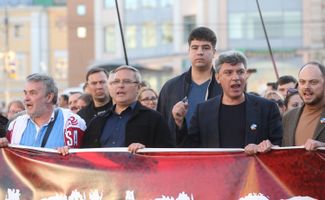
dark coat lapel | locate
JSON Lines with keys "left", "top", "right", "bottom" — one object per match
{"left": 211, "top": 95, "right": 222, "bottom": 147}
{"left": 245, "top": 94, "right": 260, "bottom": 145}
{"left": 313, "top": 108, "right": 325, "bottom": 139}
{"left": 287, "top": 107, "right": 302, "bottom": 145}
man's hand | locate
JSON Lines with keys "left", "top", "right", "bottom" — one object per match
{"left": 244, "top": 144, "right": 259, "bottom": 155}
{"left": 128, "top": 143, "right": 145, "bottom": 154}
{"left": 304, "top": 139, "right": 325, "bottom": 151}
{"left": 257, "top": 140, "right": 273, "bottom": 153}
{"left": 0, "top": 137, "right": 8, "bottom": 148}
{"left": 57, "top": 146, "right": 69, "bottom": 156}
{"left": 172, "top": 100, "right": 188, "bottom": 128}
{"left": 244, "top": 140, "right": 273, "bottom": 155}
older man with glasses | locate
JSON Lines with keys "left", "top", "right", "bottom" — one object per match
{"left": 82, "top": 65, "right": 175, "bottom": 153}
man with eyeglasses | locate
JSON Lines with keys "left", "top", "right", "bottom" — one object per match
{"left": 282, "top": 61, "right": 325, "bottom": 150}
{"left": 77, "top": 68, "right": 112, "bottom": 126}
{"left": 82, "top": 65, "right": 175, "bottom": 153}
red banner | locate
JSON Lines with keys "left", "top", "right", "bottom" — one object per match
{"left": 0, "top": 146, "right": 324, "bottom": 200}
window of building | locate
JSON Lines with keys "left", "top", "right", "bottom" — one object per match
{"left": 53, "top": 50, "right": 68, "bottom": 79}
{"left": 104, "top": 0, "right": 115, "bottom": 8}
{"left": 183, "top": 15, "right": 196, "bottom": 43}
{"left": 228, "top": 11, "right": 302, "bottom": 40}
{"left": 142, "top": 22, "right": 156, "bottom": 48}
{"left": 125, "top": 0, "right": 137, "bottom": 10}
{"left": 104, "top": 25, "right": 116, "bottom": 53}
{"left": 76, "top": 4, "right": 86, "bottom": 16}
{"left": 284, "top": 12, "right": 301, "bottom": 37}
{"left": 162, "top": 22, "right": 173, "bottom": 44}
{"left": 142, "top": 0, "right": 156, "bottom": 8}
{"left": 77, "top": 27, "right": 87, "bottom": 38}
{"left": 14, "top": 52, "right": 26, "bottom": 80}
{"left": 160, "top": 0, "right": 173, "bottom": 7}
{"left": 126, "top": 25, "right": 137, "bottom": 49}
{"left": 14, "top": 24, "right": 22, "bottom": 38}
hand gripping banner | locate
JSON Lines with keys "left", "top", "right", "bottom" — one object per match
{"left": 0, "top": 146, "right": 324, "bottom": 200}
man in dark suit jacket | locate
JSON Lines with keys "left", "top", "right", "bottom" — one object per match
{"left": 282, "top": 61, "right": 325, "bottom": 150}
{"left": 182, "top": 50, "right": 283, "bottom": 155}
{"left": 82, "top": 65, "right": 175, "bottom": 152}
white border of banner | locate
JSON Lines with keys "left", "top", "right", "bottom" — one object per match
{"left": 7, "top": 144, "right": 325, "bottom": 154}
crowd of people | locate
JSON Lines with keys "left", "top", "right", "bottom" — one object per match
{"left": 0, "top": 26, "right": 324, "bottom": 155}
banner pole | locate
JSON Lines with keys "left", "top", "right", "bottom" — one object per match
{"left": 115, "top": 0, "right": 129, "bottom": 65}
{"left": 256, "top": 0, "right": 280, "bottom": 80}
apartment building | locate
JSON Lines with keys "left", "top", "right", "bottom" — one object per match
{"left": 0, "top": 1, "right": 67, "bottom": 105}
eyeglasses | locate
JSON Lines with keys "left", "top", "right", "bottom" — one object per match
{"left": 286, "top": 88, "right": 298, "bottom": 96}
{"left": 110, "top": 79, "right": 139, "bottom": 86}
{"left": 140, "top": 96, "right": 158, "bottom": 102}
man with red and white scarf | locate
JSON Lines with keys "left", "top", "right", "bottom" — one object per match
{"left": 0, "top": 73, "right": 86, "bottom": 155}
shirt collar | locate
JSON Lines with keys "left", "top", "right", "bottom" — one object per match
{"left": 27, "top": 109, "right": 57, "bottom": 125}
{"left": 112, "top": 101, "right": 137, "bottom": 112}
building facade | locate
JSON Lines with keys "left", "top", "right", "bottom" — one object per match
{"left": 67, "top": 0, "right": 325, "bottom": 92}
{"left": 0, "top": 3, "right": 67, "bottom": 107}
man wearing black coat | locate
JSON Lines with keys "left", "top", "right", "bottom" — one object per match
{"left": 182, "top": 50, "right": 283, "bottom": 155}
{"left": 82, "top": 65, "right": 175, "bottom": 152}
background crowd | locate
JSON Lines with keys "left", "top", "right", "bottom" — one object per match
{"left": 0, "top": 27, "right": 324, "bottom": 155}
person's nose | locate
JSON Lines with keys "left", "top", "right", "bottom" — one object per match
{"left": 231, "top": 72, "right": 240, "bottom": 81}
{"left": 197, "top": 47, "right": 204, "bottom": 55}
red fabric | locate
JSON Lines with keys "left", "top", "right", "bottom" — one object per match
{"left": 0, "top": 148, "right": 324, "bottom": 199}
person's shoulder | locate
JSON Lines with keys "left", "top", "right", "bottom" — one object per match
{"left": 60, "top": 108, "right": 87, "bottom": 129}
{"left": 0, "top": 114, "right": 8, "bottom": 124}
{"left": 246, "top": 93, "right": 272, "bottom": 105}
{"left": 136, "top": 103, "right": 164, "bottom": 117}
{"left": 77, "top": 101, "right": 93, "bottom": 115}
{"left": 7, "top": 113, "right": 29, "bottom": 129}
{"left": 196, "top": 95, "right": 220, "bottom": 110}
{"left": 283, "top": 106, "right": 301, "bottom": 119}
{"left": 161, "top": 71, "right": 188, "bottom": 89}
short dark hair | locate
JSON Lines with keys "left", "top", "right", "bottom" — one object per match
{"left": 188, "top": 27, "right": 217, "bottom": 49}
{"left": 60, "top": 94, "right": 69, "bottom": 101}
{"left": 85, "top": 67, "right": 109, "bottom": 81}
{"left": 284, "top": 88, "right": 299, "bottom": 108}
{"left": 215, "top": 50, "right": 248, "bottom": 73}
{"left": 78, "top": 93, "right": 92, "bottom": 105}
{"left": 299, "top": 61, "right": 325, "bottom": 77}
{"left": 267, "top": 82, "right": 277, "bottom": 90}
{"left": 276, "top": 75, "right": 297, "bottom": 87}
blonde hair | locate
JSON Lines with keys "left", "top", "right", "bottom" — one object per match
{"left": 264, "top": 90, "right": 284, "bottom": 101}
{"left": 138, "top": 87, "right": 158, "bottom": 100}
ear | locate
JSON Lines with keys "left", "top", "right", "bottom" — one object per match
{"left": 215, "top": 73, "right": 220, "bottom": 84}
{"left": 47, "top": 93, "right": 55, "bottom": 104}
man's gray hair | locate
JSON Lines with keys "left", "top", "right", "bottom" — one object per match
{"left": 215, "top": 50, "right": 248, "bottom": 73}
{"left": 26, "top": 73, "right": 58, "bottom": 105}
{"left": 113, "top": 65, "right": 142, "bottom": 83}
